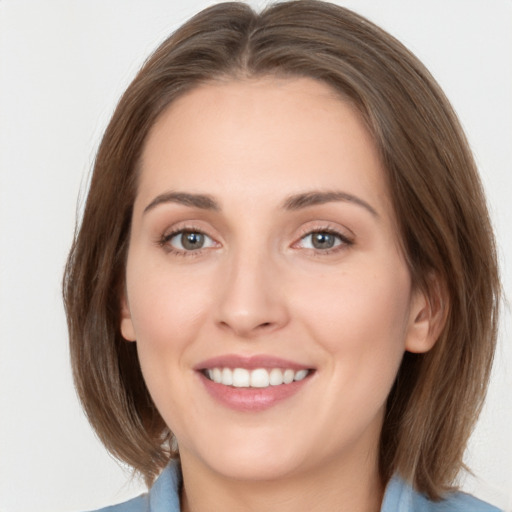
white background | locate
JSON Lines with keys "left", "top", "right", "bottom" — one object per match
{"left": 0, "top": 1, "right": 511, "bottom": 511}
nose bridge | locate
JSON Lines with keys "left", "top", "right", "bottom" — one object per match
{"left": 215, "top": 240, "right": 288, "bottom": 337}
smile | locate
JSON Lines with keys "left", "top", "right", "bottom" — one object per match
{"left": 196, "top": 355, "right": 315, "bottom": 411}
{"left": 204, "top": 367, "right": 311, "bottom": 388}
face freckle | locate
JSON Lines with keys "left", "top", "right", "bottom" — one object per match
{"left": 120, "top": 77, "right": 434, "bottom": 486}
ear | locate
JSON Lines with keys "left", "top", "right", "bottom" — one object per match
{"left": 120, "top": 293, "right": 136, "bottom": 342}
{"left": 405, "top": 274, "right": 448, "bottom": 354}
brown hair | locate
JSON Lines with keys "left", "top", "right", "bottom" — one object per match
{"left": 63, "top": 0, "right": 500, "bottom": 499}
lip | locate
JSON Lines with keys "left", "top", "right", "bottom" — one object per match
{"left": 194, "top": 354, "right": 311, "bottom": 371}
{"left": 194, "top": 354, "right": 315, "bottom": 412}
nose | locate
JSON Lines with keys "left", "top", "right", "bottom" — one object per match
{"left": 215, "top": 250, "right": 290, "bottom": 338}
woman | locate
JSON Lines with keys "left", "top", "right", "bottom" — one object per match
{"left": 63, "top": 1, "right": 502, "bottom": 511}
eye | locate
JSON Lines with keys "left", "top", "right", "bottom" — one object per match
{"left": 296, "top": 230, "right": 352, "bottom": 251}
{"left": 163, "top": 230, "right": 217, "bottom": 252}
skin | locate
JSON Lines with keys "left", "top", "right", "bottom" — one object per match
{"left": 120, "top": 77, "right": 439, "bottom": 512}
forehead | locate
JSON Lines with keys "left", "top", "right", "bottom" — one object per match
{"left": 136, "top": 77, "right": 391, "bottom": 218}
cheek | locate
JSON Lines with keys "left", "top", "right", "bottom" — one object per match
{"left": 126, "top": 257, "right": 212, "bottom": 340}
{"left": 124, "top": 263, "right": 218, "bottom": 436}
{"left": 124, "top": 258, "right": 215, "bottom": 390}
{"left": 296, "top": 260, "right": 412, "bottom": 386}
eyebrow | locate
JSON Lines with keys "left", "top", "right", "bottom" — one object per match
{"left": 143, "top": 189, "right": 378, "bottom": 217}
{"left": 144, "top": 192, "right": 220, "bottom": 214}
{"left": 282, "top": 191, "right": 379, "bottom": 217}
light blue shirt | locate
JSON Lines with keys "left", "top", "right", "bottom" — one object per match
{"left": 90, "top": 460, "right": 502, "bottom": 512}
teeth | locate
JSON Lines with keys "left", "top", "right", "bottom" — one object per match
{"left": 269, "top": 368, "right": 284, "bottom": 386}
{"left": 212, "top": 368, "right": 222, "bottom": 383}
{"left": 283, "top": 369, "right": 294, "bottom": 384}
{"left": 221, "top": 368, "right": 233, "bottom": 386}
{"left": 251, "top": 368, "right": 269, "bottom": 388}
{"left": 232, "top": 368, "right": 250, "bottom": 387}
{"left": 205, "top": 367, "right": 310, "bottom": 388}
{"left": 294, "top": 369, "right": 308, "bottom": 381}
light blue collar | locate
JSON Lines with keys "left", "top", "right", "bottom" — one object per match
{"left": 137, "top": 460, "right": 501, "bottom": 512}
{"left": 147, "top": 459, "right": 182, "bottom": 512}
{"left": 381, "top": 473, "right": 501, "bottom": 512}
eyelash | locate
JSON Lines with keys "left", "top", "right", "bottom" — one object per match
{"left": 158, "top": 226, "right": 217, "bottom": 257}
{"left": 293, "top": 226, "right": 354, "bottom": 255}
{"left": 158, "top": 225, "right": 354, "bottom": 257}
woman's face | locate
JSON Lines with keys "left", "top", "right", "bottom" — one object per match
{"left": 121, "top": 77, "right": 434, "bottom": 483}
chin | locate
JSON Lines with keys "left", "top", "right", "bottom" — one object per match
{"left": 209, "top": 452, "right": 306, "bottom": 482}
{"left": 181, "top": 430, "right": 310, "bottom": 482}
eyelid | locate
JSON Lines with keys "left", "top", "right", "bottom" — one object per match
{"left": 156, "top": 220, "right": 353, "bottom": 256}
{"left": 167, "top": 230, "right": 216, "bottom": 249}
{"left": 291, "top": 223, "right": 355, "bottom": 252}
{"left": 158, "top": 223, "right": 221, "bottom": 255}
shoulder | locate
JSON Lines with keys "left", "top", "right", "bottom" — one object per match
{"left": 382, "top": 475, "right": 503, "bottom": 512}
{"left": 84, "top": 460, "right": 182, "bottom": 512}
{"left": 86, "top": 494, "right": 148, "bottom": 512}
{"left": 437, "top": 492, "right": 503, "bottom": 512}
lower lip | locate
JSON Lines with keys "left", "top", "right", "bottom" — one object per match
{"left": 199, "top": 372, "right": 311, "bottom": 412}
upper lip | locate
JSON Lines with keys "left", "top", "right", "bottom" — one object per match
{"left": 194, "top": 354, "right": 313, "bottom": 371}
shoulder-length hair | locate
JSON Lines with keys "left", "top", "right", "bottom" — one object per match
{"left": 63, "top": 0, "right": 500, "bottom": 499}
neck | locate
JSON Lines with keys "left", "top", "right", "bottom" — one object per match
{"left": 179, "top": 450, "right": 384, "bottom": 512}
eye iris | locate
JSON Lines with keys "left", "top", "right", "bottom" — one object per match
{"left": 312, "top": 232, "right": 335, "bottom": 249}
{"left": 181, "top": 232, "right": 204, "bottom": 250}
